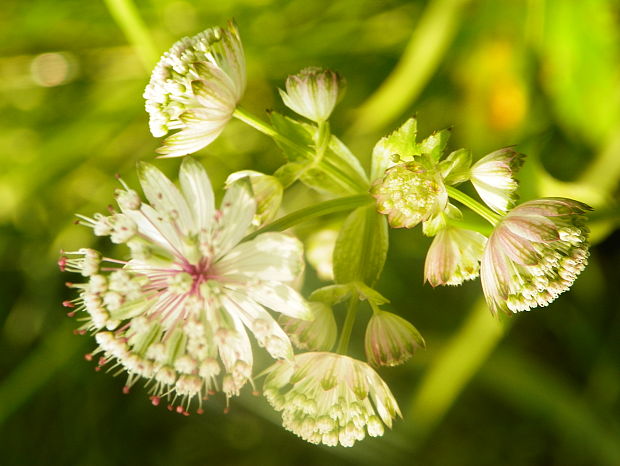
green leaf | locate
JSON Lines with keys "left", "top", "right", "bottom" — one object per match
{"left": 371, "top": 117, "right": 418, "bottom": 182}
{"left": 333, "top": 205, "right": 389, "bottom": 286}
{"left": 352, "top": 281, "right": 390, "bottom": 306}
{"left": 270, "top": 111, "right": 368, "bottom": 194}
{"left": 416, "top": 128, "right": 451, "bottom": 163}
{"left": 309, "top": 284, "right": 353, "bottom": 305}
{"left": 439, "top": 148, "right": 472, "bottom": 185}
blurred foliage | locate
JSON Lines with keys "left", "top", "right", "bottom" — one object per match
{"left": 1, "top": 0, "right": 619, "bottom": 465}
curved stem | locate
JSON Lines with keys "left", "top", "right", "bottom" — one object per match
{"left": 242, "top": 194, "right": 373, "bottom": 242}
{"left": 337, "top": 295, "right": 360, "bottom": 354}
{"left": 446, "top": 186, "right": 502, "bottom": 226}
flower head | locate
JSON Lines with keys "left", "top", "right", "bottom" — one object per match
{"left": 365, "top": 311, "right": 425, "bottom": 367}
{"left": 279, "top": 67, "right": 344, "bottom": 122}
{"left": 480, "top": 198, "right": 591, "bottom": 314}
{"left": 424, "top": 226, "right": 487, "bottom": 286}
{"left": 144, "top": 21, "right": 246, "bottom": 157}
{"left": 62, "top": 158, "right": 311, "bottom": 412}
{"left": 371, "top": 161, "right": 448, "bottom": 228}
{"left": 470, "top": 148, "right": 524, "bottom": 213}
{"left": 263, "top": 352, "right": 401, "bottom": 447}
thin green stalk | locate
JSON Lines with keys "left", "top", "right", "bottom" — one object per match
{"left": 233, "top": 106, "right": 282, "bottom": 140}
{"left": 103, "top": 0, "right": 159, "bottom": 70}
{"left": 446, "top": 186, "right": 501, "bottom": 226}
{"left": 337, "top": 296, "right": 360, "bottom": 354}
{"left": 314, "top": 120, "right": 331, "bottom": 164}
{"left": 243, "top": 194, "right": 372, "bottom": 242}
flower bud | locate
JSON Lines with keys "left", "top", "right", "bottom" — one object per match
{"left": 424, "top": 226, "right": 487, "bottom": 286}
{"left": 279, "top": 67, "right": 345, "bottom": 122}
{"left": 279, "top": 302, "right": 337, "bottom": 351}
{"left": 470, "top": 148, "right": 524, "bottom": 213}
{"left": 226, "top": 170, "right": 283, "bottom": 228}
{"left": 365, "top": 311, "right": 425, "bottom": 367}
{"left": 371, "top": 161, "right": 448, "bottom": 228}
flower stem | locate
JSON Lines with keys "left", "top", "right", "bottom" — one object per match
{"left": 233, "top": 106, "right": 281, "bottom": 140}
{"left": 337, "top": 295, "right": 360, "bottom": 354}
{"left": 242, "top": 194, "right": 373, "bottom": 242}
{"left": 446, "top": 186, "right": 501, "bottom": 226}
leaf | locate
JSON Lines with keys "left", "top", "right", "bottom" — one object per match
{"left": 439, "top": 148, "right": 472, "bottom": 185}
{"left": 309, "top": 284, "right": 353, "bottom": 305}
{"left": 416, "top": 128, "right": 451, "bottom": 163}
{"left": 371, "top": 117, "right": 418, "bottom": 182}
{"left": 270, "top": 111, "right": 369, "bottom": 194}
{"left": 333, "top": 205, "right": 389, "bottom": 286}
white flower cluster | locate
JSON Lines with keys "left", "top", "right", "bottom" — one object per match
{"left": 64, "top": 159, "right": 311, "bottom": 413}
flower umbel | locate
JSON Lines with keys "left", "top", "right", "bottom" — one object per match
{"left": 424, "top": 226, "right": 487, "bottom": 286}
{"left": 480, "top": 198, "right": 591, "bottom": 314}
{"left": 371, "top": 161, "right": 448, "bottom": 229}
{"left": 263, "top": 352, "right": 401, "bottom": 447}
{"left": 144, "top": 21, "right": 246, "bottom": 157}
{"left": 63, "top": 158, "right": 311, "bottom": 412}
{"left": 279, "top": 67, "right": 344, "bottom": 123}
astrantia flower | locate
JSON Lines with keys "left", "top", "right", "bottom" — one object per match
{"left": 61, "top": 158, "right": 311, "bottom": 413}
{"left": 144, "top": 21, "right": 245, "bottom": 157}
{"left": 263, "top": 352, "right": 401, "bottom": 447}
{"left": 470, "top": 148, "right": 524, "bottom": 213}
{"left": 371, "top": 161, "right": 448, "bottom": 228}
{"left": 279, "top": 67, "right": 344, "bottom": 123}
{"left": 480, "top": 198, "right": 591, "bottom": 314}
{"left": 365, "top": 311, "right": 425, "bottom": 367}
{"left": 424, "top": 226, "right": 487, "bottom": 286}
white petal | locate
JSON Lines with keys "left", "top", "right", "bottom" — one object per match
{"left": 156, "top": 122, "right": 227, "bottom": 158}
{"left": 221, "top": 290, "right": 293, "bottom": 360}
{"left": 124, "top": 204, "right": 184, "bottom": 256}
{"left": 216, "top": 233, "right": 303, "bottom": 282}
{"left": 241, "top": 281, "right": 312, "bottom": 321}
{"left": 137, "top": 162, "right": 194, "bottom": 233}
{"left": 179, "top": 157, "right": 215, "bottom": 231}
{"left": 213, "top": 181, "right": 256, "bottom": 257}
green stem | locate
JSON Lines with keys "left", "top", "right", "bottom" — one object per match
{"left": 314, "top": 120, "right": 330, "bottom": 164}
{"left": 103, "top": 0, "right": 159, "bottom": 70}
{"left": 242, "top": 194, "right": 372, "bottom": 242}
{"left": 337, "top": 295, "right": 360, "bottom": 354}
{"left": 233, "top": 106, "right": 282, "bottom": 140}
{"left": 446, "top": 186, "right": 501, "bottom": 226}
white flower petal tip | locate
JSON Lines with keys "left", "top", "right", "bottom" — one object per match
{"left": 62, "top": 159, "right": 308, "bottom": 413}
{"left": 470, "top": 148, "right": 525, "bottom": 213}
{"left": 279, "top": 67, "right": 345, "bottom": 122}
{"left": 263, "top": 352, "right": 401, "bottom": 447}
{"left": 371, "top": 161, "right": 448, "bottom": 229}
{"left": 365, "top": 311, "right": 425, "bottom": 367}
{"left": 424, "top": 226, "right": 487, "bottom": 287}
{"left": 144, "top": 20, "right": 246, "bottom": 157}
{"left": 480, "top": 198, "right": 591, "bottom": 315}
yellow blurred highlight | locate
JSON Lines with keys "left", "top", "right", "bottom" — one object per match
{"left": 30, "top": 52, "right": 77, "bottom": 87}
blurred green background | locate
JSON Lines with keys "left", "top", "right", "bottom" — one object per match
{"left": 1, "top": 0, "right": 619, "bottom": 464}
